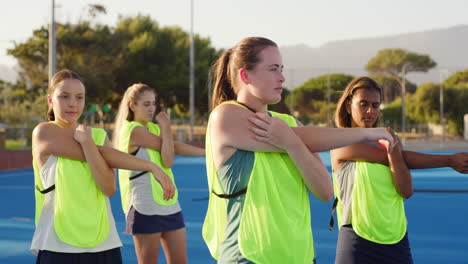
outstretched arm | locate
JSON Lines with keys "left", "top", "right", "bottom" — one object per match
{"left": 174, "top": 142, "right": 205, "bottom": 157}
{"left": 403, "top": 151, "right": 468, "bottom": 173}
{"left": 293, "top": 125, "right": 394, "bottom": 153}
{"left": 331, "top": 133, "right": 468, "bottom": 174}
{"left": 131, "top": 125, "right": 205, "bottom": 157}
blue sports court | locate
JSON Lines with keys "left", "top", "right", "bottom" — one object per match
{"left": 0, "top": 151, "right": 467, "bottom": 264}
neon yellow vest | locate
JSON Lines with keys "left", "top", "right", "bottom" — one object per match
{"left": 334, "top": 161, "right": 407, "bottom": 244}
{"left": 117, "top": 120, "right": 178, "bottom": 214}
{"left": 33, "top": 125, "right": 110, "bottom": 248}
{"left": 203, "top": 102, "right": 314, "bottom": 263}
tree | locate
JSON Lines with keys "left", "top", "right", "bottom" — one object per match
{"left": 111, "top": 15, "right": 220, "bottom": 116}
{"left": 366, "top": 49, "right": 437, "bottom": 82}
{"left": 366, "top": 48, "right": 437, "bottom": 133}
{"left": 0, "top": 80, "right": 47, "bottom": 125}
{"left": 407, "top": 82, "right": 468, "bottom": 135}
{"left": 289, "top": 74, "right": 354, "bottom": 124}
{"left": 444, "top": 69, "right": 468, "bottom": 87}
{"left": 7, "top": 13, "right": 221, "bottom": 124}
{"left": 370, "top": 75, "right": 416, "bottom": 105}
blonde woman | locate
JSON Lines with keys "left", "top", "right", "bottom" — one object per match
{"left": 113, "top": 83, "right": 204, "bottom": 264}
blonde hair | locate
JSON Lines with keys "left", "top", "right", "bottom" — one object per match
{"left": 112, "top": 83, "right": 158, "bottom": 147}
{"left": 335, "top": 76, "right": 382, "bottom": 128}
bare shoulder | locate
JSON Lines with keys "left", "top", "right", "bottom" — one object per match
{"left": 131, "top": 125, "right": 150, "bottom": 136}
{"left": 33, "top": 122, "right": 60, "bottom": 141}
{"left": 210, "top": 103, "right": 249, "bottom": 127}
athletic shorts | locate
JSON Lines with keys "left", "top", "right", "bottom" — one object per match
{"left": 125, "top": 206, "right": 185, "bottom": 234}
{"left": 35, "top": 247, "right": 122, "bottom": 264}
{"left": 335, "top": 225, "right": 413, "bottom": 264}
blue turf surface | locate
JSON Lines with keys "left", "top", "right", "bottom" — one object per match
{"left": 0, "top": 152, "right": 467, "bottom": 263}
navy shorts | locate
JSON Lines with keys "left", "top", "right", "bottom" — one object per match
{"left": 125, "top": 206, "right": 185, "bottom": 234}
{"left": 35, "top": 247, "right": 122, "bottom": 264}
{"left": 335, "top": 225, "right": 413, "bottom": 264}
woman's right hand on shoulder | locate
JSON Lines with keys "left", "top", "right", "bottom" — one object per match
{"left": 248, "top": 112, "right": 300, "bottom": 150}
{"left": 73, "top": 125, "right": 93, "bottom": 145}
{"left": 151, "top": 168, "right": 175, "bottom": 200}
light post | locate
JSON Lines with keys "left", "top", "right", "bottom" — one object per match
{"left": 400, "top": 62, "right": 409, "bottom": 142}
{"left": 439, "top": 69, "right": 449, "bottom": 146}
{"left": 327, "top": 69, "right": 331, "bottom": 126}
{"left": 49, "top": 0, "right": 56, "bottom": 83}
{"left": 189, "top": 0, "right": 195, "bottom": 141}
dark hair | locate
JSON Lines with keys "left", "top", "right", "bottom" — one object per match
{"left": 211, "top": 37, "right": 278, "bottom": 110}
{"left": 47, "top": 70, "right": 83, "bottom": 121}
{"left": 335, "top": 76, "right": 382, "bottom": 128}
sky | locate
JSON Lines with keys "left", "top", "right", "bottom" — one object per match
{"left": 1, "top": 0, "right": 467, "bottom": 67}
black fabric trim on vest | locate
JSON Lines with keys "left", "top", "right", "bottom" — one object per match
{"left": 212, "top": 188, "right": 247, "bottom": 199}
{"left": 130, "top": 171, "right": 148, "bottom": 181}
{"left": 36, "top": 184, "right": 55, "bottom": 194}
{"left": 235, "top": 102, "right": 257, "bottom": 113}
{"left": 130, "top": 147, "right": 140, "bottom": 156}
{"left": 329, "top": 197, "right": 339, "bottom": 231}
{"left": 129, "top": 147, "right": 147, "bottom": 180}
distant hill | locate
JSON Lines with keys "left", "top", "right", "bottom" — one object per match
{"left": 0, "top": 64, "right": 18, "bottom": 83}
{"left": 280, "top": 25, "right": 468, "bottom": 87}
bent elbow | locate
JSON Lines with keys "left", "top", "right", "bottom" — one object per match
{"left": 103, "top": 184, "right": 117, "bottom": 197}
{"left": 400, "top": 189, "right": 413, "bottom": 199}
{"left": 163, "top": 159, "right": 174, "bottom": 169}
{"left": 317, "top": 189, "right": 334, "bottom": 202}
{"left": 323, "top": 191, "right": 334, "bottom": 202}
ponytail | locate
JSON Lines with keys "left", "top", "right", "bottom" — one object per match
{"left": 47, "top": 108, "right": 55, "bottom": 121}
{"left": 211, "top": 48, "right": 236, "bottom": 110}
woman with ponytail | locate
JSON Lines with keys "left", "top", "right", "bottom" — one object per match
{"left": 31, "top": 70, "right": 175, "bottom": 264}
{"left": 112, "top": 83, "right": 204, "bottom": 264}
{"left": 203, "top": 37, "right": 396, "bottom": 263}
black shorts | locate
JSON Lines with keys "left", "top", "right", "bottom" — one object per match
{"left": 335, "top": 225, "right": 413, "bottom": 264}
{"left": 125, "top": 206, "right": 185, "bottom": 234}
{"left": 35, "top": 247, "right": 122, "bottom": 264}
